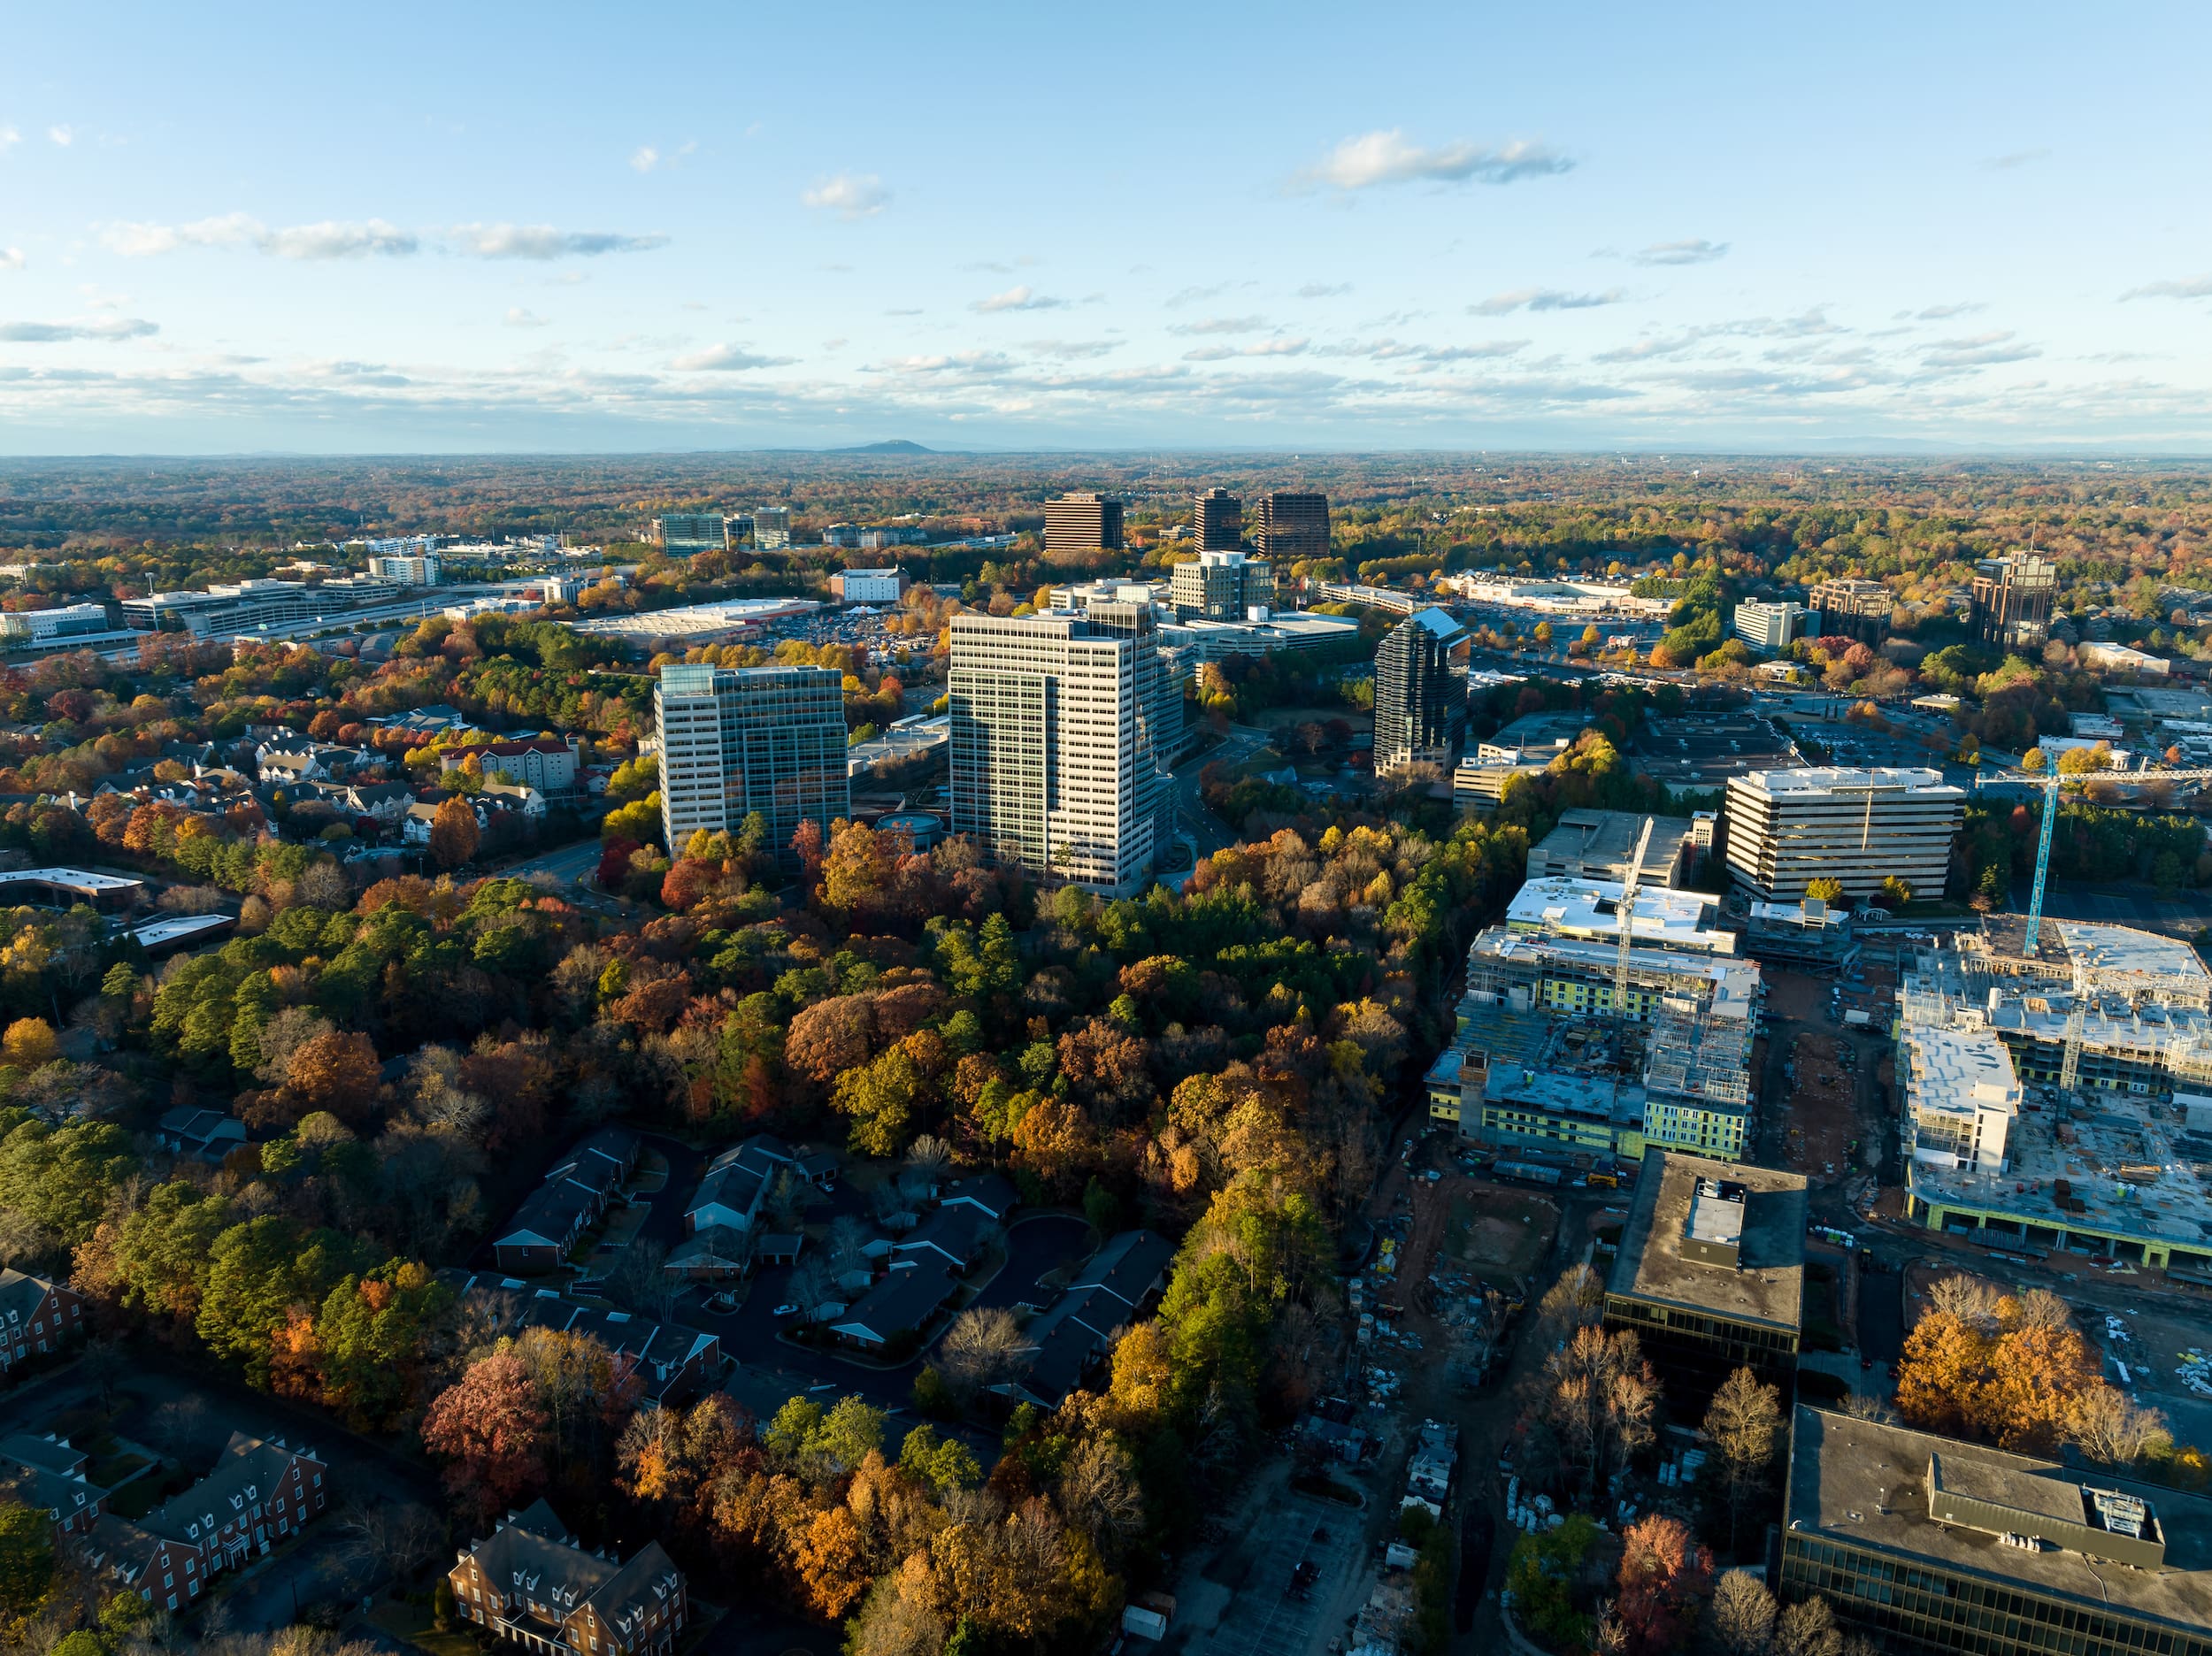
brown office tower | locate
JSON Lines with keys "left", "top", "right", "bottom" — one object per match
{"left": 1194, "top": 487, "right": 1243, "bottom": 552}
{"left": 1968, "top": 553, "right": 2057, "bottom": 650}
{"left": 1807, "top": 577, "right": 1892, "bottom": 646}
{"left": 1254, "top": 491, "right": 1329, "bottom": 563}
{"left": 1044, "top": 492, "right": 1125, "bottom": 556}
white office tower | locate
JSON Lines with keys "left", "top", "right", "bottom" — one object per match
{"left": 949, "top": 610, "right": 1171, "bottom": 896}
{"left": 656, "top": 663, "right": 850, "bottom": 855}
{"left": 1723, "top": 766, "right": 1965, "bottom": 901}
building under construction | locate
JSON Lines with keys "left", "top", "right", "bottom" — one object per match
{"left": 1894, "top": 917, "right": 2212, "bottom": 1272}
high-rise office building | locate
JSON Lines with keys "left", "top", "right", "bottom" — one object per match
{"left": 1193, "top": 487, "right": 1242, "bottom": 552}
{"left": 1807, "top": 577, "right": 1892, "bottom": 645}
{"left": 1252, "top": 491, "right": 1328, "bottom": 563}
{"left": 1969, "top": 552, "right": 2058, "bottom": 650}
{"left": 1044, "top": 492, "right": 1125, "bottom": 556}
{"left": 751, "top": 508, "right": 792, "bottom": 550}
{"left": 1723, "top": 766, "right": 1965, "bottom": 901}
{"left": 653, "top": 513, "right": 731, "bottom": 555}
{"left": 1374, "top": 608, "right": 1470, "bottom": 772}
{"left": 1732, "top": 600, "right": 1806, "bottom": 654}
{"left": 367, "top": 554, "right": 443, "bottom": 586}
{"left": 1170, "top": 549, "right": 1275, "bottom": 621}
{"left": 948, "top": 610, "right": 1170, "bottom": 897}
{"left": 655, "top": 663, "right": 850, "bottom": 855}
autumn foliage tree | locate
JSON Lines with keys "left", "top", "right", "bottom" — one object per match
{"left": 421, "top": 1347, "right": 551, "bottom": 1522}
{"left": 428, "top": 794, "right": 480, "bottom": 869}
{"left": 1615, "top": 1513, "right": 1714, "bottom": 1655}
{"left": 1894, "top": 1279, "right": 2099, "bottom": 1450}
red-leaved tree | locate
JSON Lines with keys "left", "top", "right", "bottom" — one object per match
{"left": 1616, "top": 1513, "right": 1714, "bottom": 1654}
{"left": 421, "top": 1349, "right": 550, "bottom": 1522}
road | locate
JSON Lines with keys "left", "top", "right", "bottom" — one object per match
{"left": 1171, "top": 725, "right": 1276, "bottom": 858}
{"left": 496, "top": 836, "right": 604, "bottom": 886}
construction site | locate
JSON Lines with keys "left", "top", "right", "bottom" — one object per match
{"left": 1896, "top": 916, "right": 2212, "bottom": 1276}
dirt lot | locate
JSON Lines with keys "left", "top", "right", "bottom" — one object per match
{"left": 1783, "top": 1028, "right": 1863, "bottom": 1181}
{"left": 1445, "top": 1187, "right": 1559, "bottom": 1286}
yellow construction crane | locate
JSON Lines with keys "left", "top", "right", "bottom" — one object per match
{"left": 1614, "top": 816, "right": 1655, "bottom": 1023}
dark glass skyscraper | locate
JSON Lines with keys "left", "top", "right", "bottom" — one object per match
{"left": 1374, "top": 607, "right": 1470, "bottom": 772}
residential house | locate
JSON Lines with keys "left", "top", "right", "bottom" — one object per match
{"left": 156, "top": 1107, "right": 250, "bottom": 1162}
{"left": 938, "top": 1172, "right": 1016, "bottom": 1222}
{"left": 1000, "top": 1284, "right": 1136, "bottom": 1409}
{"left": 403, "top": 790, "right": 487, "bottom": 847}
{"left": 336, "top": 780, "right": 415, "bottom": 830}
{"left": 452, "top": 1276, "right": 723, "bottom": 1406}
{"left": 0, "top": 1269, "right": 86, "bottom": 1374}
{"left": 662, "top": 1226, "right": 753, "bottom": 1280}
{"left": 1070, "top": 1229, "right": 1174, "bottom": 1311}
{"left": 449, "top": 1499, "right": 687, "bottom": 1656}
{"left": 0, "top": 1434, "right": 109, "bottom": 1537}
{"left": 891, "top": 1205, "right": 993, "bottom": 1274}
{"left": 490, "top": 1130, "right": 638, "bottom": 1273}
{"left": 681, "top": 1135, "right": 803, "bottom": 1236}
{"left": 373, "top": 705, "right": 475, "bottom": 738}
{"left": 481, "top": 779, "right": 548, "bottom": 819}
{"left": 827, "top": 1265, "right": 955, "bottom": 1350}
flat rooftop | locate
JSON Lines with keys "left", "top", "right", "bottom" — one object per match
{"left": 1508, "top": 874, "right": 1731, "bottom": 954}
{"left": 1730, "top": 764, "right": 1958, "bottom": 797}
{"left": 2055, "top": 920, "right": 2211, "bottom": 988}
{"left": 1472, "top": 928, "right": 1762, "bottom": 1022}
{"left": 1787, "top": 1408, "right": 2212, "bottom": 1632}
{"left": 1902, "top": 1023, "right": 2021, "bottom": 1118}
{"left": 0, "top": 867, "right": 145, "bottom": 893}
{"left": 1530, "top": 809, "right": 1694, "bottom": 881}
{"left": 1607, "top": 1150, "right": 1806, "bottom": 1330}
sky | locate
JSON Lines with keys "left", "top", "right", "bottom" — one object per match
{"left": 4, "top": 1, "right": 2212, "bottom": 455}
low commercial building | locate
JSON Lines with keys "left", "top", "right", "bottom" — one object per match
{"left": 1506, "top": 875, "right": 1734, "bottom": 954}
{"left": 450, "top": 1499, "right": 687, "bottom": 1656}
{"left": 1452, "top": 757, "right": 1550, "bottom": 810}
{"left": 830, "top": 568, "right": 910, "bottom": 604}
{"left": 1602, "top": 1151, "right": 1806, "bottom": 1407}
{"left": 1724, "top": 766, "right": 1965, "bottom": 901}
{"left": 1157, "top": 611, "right": 1361, "bottom": 658}
{"left": 1527, "top": 809, "right": 1698, "bottom": 886}
{"left": 1476, "top": 709, "right": 1592, "bottom": 763}
{"left": 2079, "top": 641, "right": 2170, "bottom": 677}
{"left": 1742, "top": 897, "right": 1855, "bottom": 972}
{"left": 1782, "top": 1407, "right": 2212, "bottom": 1656}
{"left": 0, "top": 602, "right": 114, "bottom": 643}
{"left": 568, "top": 597, "right": 822, "bottom": 653}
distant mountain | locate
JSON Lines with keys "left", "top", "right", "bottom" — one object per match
{"left": 833, "top": 439, "right": 934, "bottom": 454}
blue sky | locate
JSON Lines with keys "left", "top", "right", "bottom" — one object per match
{"left": 4, "top": 1, "right": 2210, "bottom": 453}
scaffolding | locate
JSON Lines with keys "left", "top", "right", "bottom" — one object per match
{"left": 1643, "top": 1002, "right": 1753, "bottom": 1108}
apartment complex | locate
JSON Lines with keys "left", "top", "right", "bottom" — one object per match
{"left": 654, "top": 664, "right": 850, "bottom": 854}
{"left": 1044, "top": 492, "right": 1125, "bottom": 555}
{"left": 1602, "top": 1151, "right": 1806, "bottom": 1407}
{"left": 1969, "top": 551, "right": 2059, "bottom": 650}
{"left": 1373, "top": 608, "right": 1469, "bottom": 772}
{"left": 1893, "top": 920, "right": 2212, "bottom": 1272}
{"left": 652, "top": 512, "right": 730, "bottom": 554}
{"left": 1783, "top": 1408, "right": 2212, "bottom": 1656}
{"left": 1193, "top": 487, "right": 1242, "bottom": 551}
{"left": 366, "top": 554, "right": 442, "bottom": 585}
{"left": 450, "top": 1499, "right": 687, "bottom": 1656}
{"left": 947, "top": 610, "right": 1171, "bottom": 896}
{"left": 86, "top": 1432, "right": 328, "bottom": 1613}
{"left": 0, "top": 1269, "right": 86, "bottom": 1373}
{"left": 1170, "top": 548, "right": 1276, "bottom": 621}
{"left": 1251, "top": 490, "right": 1329, "bottom": 563}
{"left": 1808, "top": 576, "right": 1893, "bottom": 643}
{"left": 1723, "top": 766, "right": 1964, "bottom": 900}
{"left": 1731, "top": 599, "right": 1807, "bottom": 654}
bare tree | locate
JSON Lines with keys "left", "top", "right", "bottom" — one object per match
{"left": 903, "top": 1134, "right": 953, "bottom": 1189}
{"left": 1538, "top": 1262, "right": 1606, "bottom": 1338}
{"left": 336, "top": 1498, "right": 443, "bottom": 1583}
{"left": 827, "top": 1215, "right": 872, "bottom": 1285}
{"left": 607, "top": 1238, "right": 679, "bottom": 1323}
{"left": 2064, "top": 1384, "right": 2170, "bottom": 1467}
{"left": 1539, "top": 1324, "right": 1658, "bottom": 1504}
{"left": 1059, "top": 1434, "right": 1144, "bottom": 1558}
{"left": 1772, "top": 1597, "right": 1844, "bottom": 1656}
{"left": 787, "top": 1256, "right": 839, "bottom": 1322}
{"left": 1705, "top": 1366, "right": 1783, "bottom": 1553}
{"left": 2009, "top": 1287, "right": 2073, "bottom": 1332}
{"left": 1710, "top": 1569, "right": 1778, "bottom": 1656}
{"left": 1926, "top": 1274, "right": 2003, "bottom": 1333}
{"left": 936, "top": 1306, "right": 1025, "bottom": 1402}
{"left": 1839, "top": 1392, "right": 1895, "bottom": 1424}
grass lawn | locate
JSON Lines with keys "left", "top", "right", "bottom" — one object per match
{"left": 85, "top": 1450, "right": 150, "bottom": 1488}
{"left": 367, "top": 1599, "right": 481, "bottom": 1656}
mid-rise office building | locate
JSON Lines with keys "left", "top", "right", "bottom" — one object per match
{"left": 1602, "top": 1150, "right": 1806, "bottom": 1408}
{"left": 1969, "top": 552, "right": 2059, "bottom": 651}
{"left": 652, "top": 513, "right": 731, "bottom": 555}
{"left": 655, "top": 663, "right": 849, "bottom": 855}
{"left": 121, "top": 576, "right": 419, "bottom": 639}
{"left": 1808, "top": 577, "right": 1892, "bottom": 644}
{"left": 1252, "top": 491, "right": 1329, "bottom": 564}
{"left": 1723, "top": 766, "right": 1965, "bottom": 901}
{"left": 829, "top": 568, "right": 909, "bottom": 604}
{"left": 1374, "top": 608, "right": 1469, "bottom": 772}
{"left": 1194, "top": 487, "right": 1243, "bottom": 552}
{"left": 366, "top": 554, "right": 442, "bottom": 585}
{"left": 0, "top": 602, "right": 113, "bottom": 642}
{"left": 1044, "top": 493, "right": 1125, "bottom": 556}
{"left": 947, "top": 610, "right": 1170, "bottom": 897}
{"left": 1783, "top": 1407, "right": 2212, "bottom": 1656}
{"left": 1170, "top": 549, "right": 1276, "bottom": 622}
{"left": 750, "top": 507, "right": 792, "bottom": 550}
{"left": 1732, "top": 599, "right": 1807, "bottom": 654}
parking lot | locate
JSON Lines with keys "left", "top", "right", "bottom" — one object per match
{"left": 1169, "top": 1489, "right": 1364, "bottom": 1656}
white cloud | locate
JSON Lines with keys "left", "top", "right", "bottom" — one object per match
{"left": 630, "top": 141, "right": 697, "bottom": 173}
{"left": 0, "top": 126, "right": 18, "bottom": 152}
{"left": 1170, "top": 315, "right": 1271, "bottom": 336}
{"left": 1982, "top": 148, "right": 2049, "bottom": 170}
{"left": 1296, "top": 282, "right": 1352, "bottom": 298}
{"left": 671, "top": 342, "right": 798, "bottom": 372}
{"left": 0, "top": 249, "right": 23, "bottom": 272}
{"left": 1898, "top": 302, "right": 1985, "bottom": 320}
{"left": 2122, "top": 273, "right": 2212, "bottom": 302}
{"left": 46, "top": 125, "right": 72, "bottom": 147}
{"left": 1024, "top": 339, "right": 1120, "bottom": 360}
{"left": 1921, "top": 331, "right": 2041, "bottom": 369}
{"left": 1470, "top": 288, "right": 1624, "bottom": 316}
{"left": 802, "top": 172, "right": 890, "bottom": 218}
{"left": 1632, "top": 239, "right": 1729, "bottom": 265}
{"left": 102, "top": 213, "right": 417, "bottom": 259}
{"left": 449, "top": 224, "right": 669, "bottom": 258}
{"left": 503, "top": 307, "right": 549, "bottom": 328}
{"left": 1184, "top": 337, "right": 1310, "bottom": 361}
{"left": 972, "top": 285, "right": 1067, "bottom": 313}
{"left": 630, "top": 146, "right": 659, "bottom": 173}
{"left": 0, "top": 317, "right": 157, "bottom": 341}
{"left": 1299, "top": 130, "right": 1572, "bottom": 192}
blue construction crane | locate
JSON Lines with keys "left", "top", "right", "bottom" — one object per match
{"left": 1980, "top": 759, "right": 2212, "bottom": 953}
